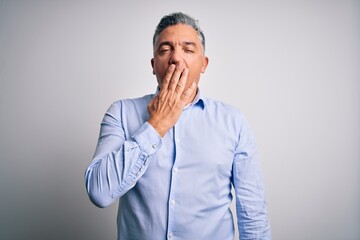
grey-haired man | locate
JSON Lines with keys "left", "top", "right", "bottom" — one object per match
{"left": 86, "top": 12, "right": 271, "bottom": 240}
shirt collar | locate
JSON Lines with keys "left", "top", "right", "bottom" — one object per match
{"left": 185, "top": 88, "right": 205, "bottom": 110}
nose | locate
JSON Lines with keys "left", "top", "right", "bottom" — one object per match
{"left": 169, "top": 47, "right": 183, "bottom": 65}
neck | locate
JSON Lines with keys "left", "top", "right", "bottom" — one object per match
{"left": 186, "top": 88, "right": 198, "bottom": 106}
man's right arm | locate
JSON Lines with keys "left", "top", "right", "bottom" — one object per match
{"left": 85, "top": 102, "right": 162, "bottom": 208}
{"left": 85, "top": 63, "right": 196, "bottom": 208}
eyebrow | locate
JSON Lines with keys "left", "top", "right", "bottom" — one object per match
{"left": 157, "top": 41, "right": 172, "bottom": 49}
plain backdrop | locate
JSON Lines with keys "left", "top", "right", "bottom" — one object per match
{"left": 0, "top": 1, "right": 359, "bottom": 239}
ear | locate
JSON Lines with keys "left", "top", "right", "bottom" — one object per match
{"left": 201, "top": 56, "right": 209, "bottom": 73}
{"left": 151, "top": 58, "right": 155, "bottom": 75}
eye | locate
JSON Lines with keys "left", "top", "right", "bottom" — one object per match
{"left": 184, "top": 48, "right": 195, "bottom": 53}
{"left": 159, "top": 47, "right": 171, "bottom": 54}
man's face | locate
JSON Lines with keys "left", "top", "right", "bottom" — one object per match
{"left": 151, "top": 24, "right": 208, "bottom": 90}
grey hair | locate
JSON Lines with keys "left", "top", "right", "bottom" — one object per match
{"left": 153, "top": 12, "right": 206, "bottom": 52}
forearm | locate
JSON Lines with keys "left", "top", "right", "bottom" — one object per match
{"left": 234, "top": 152, "right": 271, "bottom": 239}
{"left": 85, "top": 103, "right": 161, "bottom": 208}
{"left": 85, "top": 140, "right": 150, "bottom": 207}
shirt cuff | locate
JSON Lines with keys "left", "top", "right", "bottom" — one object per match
{"left": 132, "top": 122, "right": 162, "bottom": 156}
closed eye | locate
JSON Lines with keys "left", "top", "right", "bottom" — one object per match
{"left": 158, "top": 47, "right": 171, "bottom": 56}
{"left": 182, "top": 42, "right": 197, "bottom": 53}
{"left": 184, "top": 48, "right": 195, "bottom": 53}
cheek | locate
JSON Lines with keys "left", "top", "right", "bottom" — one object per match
{"left": 188, "top": 63, "right": 203, "bottom": 77}
{"left": 153, "top": 58, "right": 167, "bottom": 73}
{"left": 153, "top": 64, "right": 168, "bottom": 85}
{"left": 155, "top": 66, "right": 166, "bottom": 79}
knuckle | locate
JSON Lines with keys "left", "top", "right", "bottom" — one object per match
{"left": 176, "top": 83, "right": 183, "bottom": 89}
{"left": 182, "top": 90, "right": 190, "bottom": 96}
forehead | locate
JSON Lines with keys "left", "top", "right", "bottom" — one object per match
{"left": 155, "top": 24, "right": 201, "bottom": 46}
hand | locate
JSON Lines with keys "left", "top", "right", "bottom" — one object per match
{"left": 147, "top": 63, "right": 197, "bottom": 137}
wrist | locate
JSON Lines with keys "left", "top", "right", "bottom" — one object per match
{"left": 147, "top": 118, "right": 167, "bottom": 137}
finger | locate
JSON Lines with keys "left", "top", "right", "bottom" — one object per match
{"left": 147, "top": 95, "right": 158, "bottom": 111}
{"left": 174, "top": 68, "right": 189, "bottom": 94}
{"left": 180, "top": 82, "right": 196, "bottom": 102}
{"left": 160, "top": 64, "right": 176, "bottom": 93}
{"left": 168, "top": 64, "right": 185, "bottom": 92}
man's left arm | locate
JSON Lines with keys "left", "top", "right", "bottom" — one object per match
{"left": 232, "top": 116, "right": 271, "bottom": 240}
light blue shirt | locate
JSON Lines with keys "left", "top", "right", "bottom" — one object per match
{"left": 85, "top": 91, "right": 271, "bottom": 240}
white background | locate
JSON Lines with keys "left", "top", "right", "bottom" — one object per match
{"left": 0, "top": 1, "right": 359, "bottom": 239}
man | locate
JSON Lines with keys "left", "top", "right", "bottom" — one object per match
{"left": 85, "top": 12, "right": 271, "bottom": 239}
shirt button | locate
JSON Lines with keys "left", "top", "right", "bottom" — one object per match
{"left": 170, "top": 199, "right": 176, "bottom": 205}
{"left": 173, "top": 167, "right": 178, "bottom": 173}
{"left": 168, "top": 232, "right": 173, "bottom": 238}
{"left": 151, "top": 144, "right": 157, "bottom": 149}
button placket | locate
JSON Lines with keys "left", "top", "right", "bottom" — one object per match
{"left": 167, "top": 124, "right": 181, "bottom": 240}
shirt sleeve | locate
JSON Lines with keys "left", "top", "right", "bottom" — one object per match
{"left": 85, "top": 101, "right": 162, "bottom": 208}
{"left": 232, "top": 116, "right": 272, "bottom": 239}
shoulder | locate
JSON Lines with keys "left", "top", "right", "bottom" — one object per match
{"left": 201, "top": 97, "right": 252, "bottom": 133}
{"left": 108, "top": 94, "right": 154, "bottom": 110}
{"left": 102, "top": 94, "right": 154, "bottom": 119}
{"left": 114, "top": 94, "right": 154, "bottom": 107}
{"left": 201, "top": 97, "right": 255, "bottom": 147}
{"left": 206, "top": 97, "right": 257, "bottom": 140}
{"left": 202, "top": 97, "right": 244, "bottom": 118}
